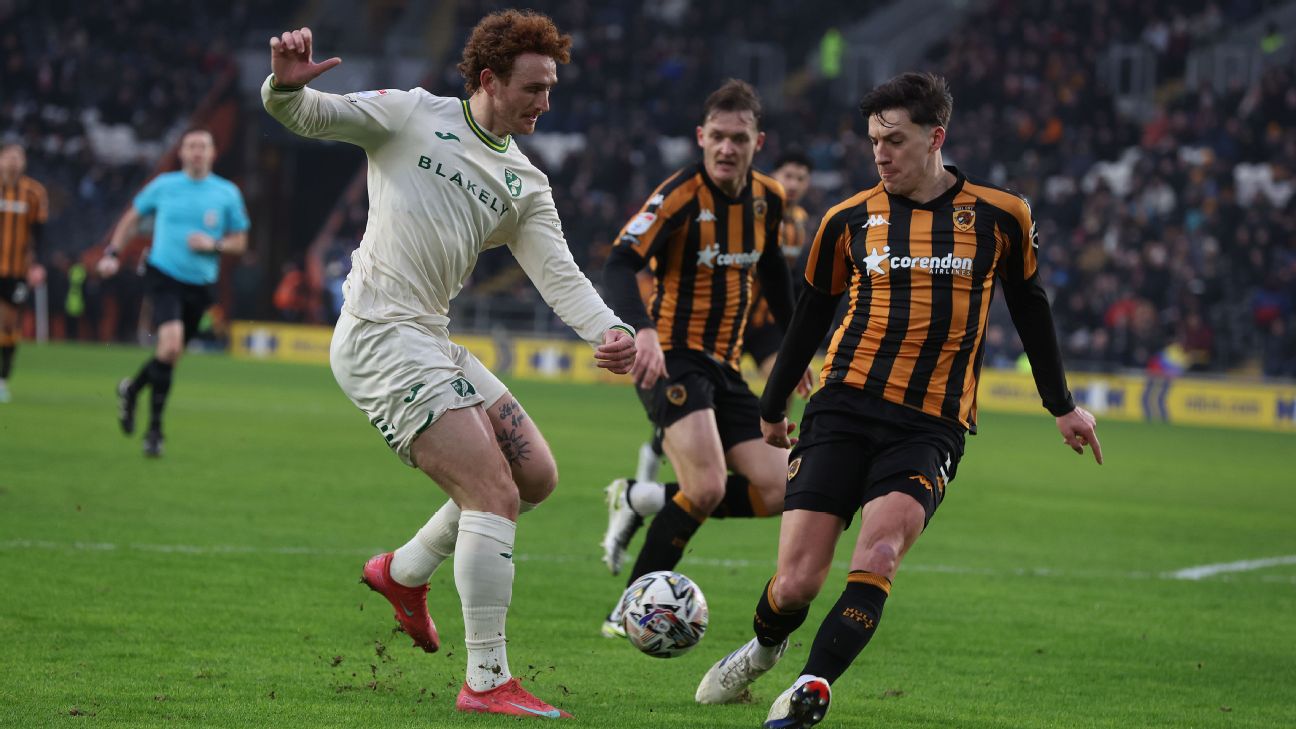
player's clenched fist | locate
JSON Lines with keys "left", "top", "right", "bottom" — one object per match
{"left": 268, "top": 27, "right": 341, "bottom": 89}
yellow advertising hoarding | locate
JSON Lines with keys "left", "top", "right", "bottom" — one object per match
{"left": 230, "top": 322, "right": 1296, "bottom": 433}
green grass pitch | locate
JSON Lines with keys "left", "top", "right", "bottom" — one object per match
{"left": 1, "top": 343, "right": 1293, "bottom": 728}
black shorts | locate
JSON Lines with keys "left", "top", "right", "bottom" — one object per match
{"left": 636, "top": 350, "right": 763, "bottom": 451}
{"left": 0, "top": 277, "right": 30, "bottom": 306}
{"left": 785, "top": 384, "right": 966, "bottom": 527}
{"left": 743, "top": 322, "right": 782, "bottom": 365}
{"left": 144, "top": 265, "right": 212, "bottom": 343}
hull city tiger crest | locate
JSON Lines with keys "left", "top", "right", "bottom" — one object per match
{"left": 665, "top": 384, "right": 688, "bottom": 406}
{"left": 752, "top": 197, "right": 768, "bottom": 219}
{"left": 953, "top": 205, "right": 976, "bottom": 232}
{"left": 787, "top": 456, "right": 802, "bottom": 480}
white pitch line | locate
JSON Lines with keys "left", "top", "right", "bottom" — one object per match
{"left": 2, "top": 539, "right": 1293, "bottom": 585}
{"left": 1164, "top": 555, "right": 1296, "bottom": 581}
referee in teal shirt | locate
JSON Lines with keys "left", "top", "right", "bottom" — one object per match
{"left": 98, "top": 129, "right": 250, "bottom": 457}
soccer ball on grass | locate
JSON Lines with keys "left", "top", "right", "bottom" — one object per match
{"left": 619, "top": 570, "right": 708, "bottom": 658}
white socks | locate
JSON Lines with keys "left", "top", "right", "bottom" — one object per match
{"left": 635, "top": 441, "right": 661, "bottom": 483}
{"left": 456, "top": 510, "right": 517, "bottom": 692}
{"left": 390, "top": 500, "right": 461, "bottom": 587}
{"left": 751, "top": 640, "right": 782, "bottom": 670}
{"left": 628, "top": 480, "right": 666, "bottom": 516}
{"left": 390, "top": 499, "right": 537, "bottom": 587}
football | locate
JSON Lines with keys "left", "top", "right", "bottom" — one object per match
{"left": 619, "top": 570, "right": 709, "bottom": 658}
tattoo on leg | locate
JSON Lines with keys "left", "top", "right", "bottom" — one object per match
{"left": 497, "top": 428, "right": 532, "bottom": 465}
{"left": 497, "top": 397, "right": 528, "bottom": 429}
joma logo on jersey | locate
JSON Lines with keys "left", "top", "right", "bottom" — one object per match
{"left": 861, "top": 245, "right": 974, "bottom": 277}
{"left": 417, "top": 156, "right": 512, "bottom": 219}
{"left": 861, "top": 214, "right": 889, "bottom": 229}
{"left": 697, "top": 244, "right": 760, "bottom": 269}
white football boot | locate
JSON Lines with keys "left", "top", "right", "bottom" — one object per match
{"left": 601, "top": 479, "right": 642, "bottom": 575}
{"left": 763, "top": 675, "right": 831, "bottom": 729}
{"left": 600, "top": 601, "right": 627, "bottom": 639}
{"left": 695, "top": 637, "right": 787, "bottom": 704}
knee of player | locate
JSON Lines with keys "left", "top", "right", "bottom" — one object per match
{"left": 860, "top": 541, "right": 902, "bottom": 575}
{"left": 683, "top": 474, "right": 726, "bottom": 513}
{"left": 476, "top": 471, "right": 521, "bottom": 517}
{"left": 156, "top": 346, "right": 182, "bottom": 364}
{"left": 519, "top": 456, "right": 559, "bottom": 504}
{"left": 772, "top": 572, "right": 822, "bottom": 610}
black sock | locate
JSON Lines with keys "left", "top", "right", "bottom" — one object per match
{"left": 709, "top": 474, "right": 767, "bottom": 518}
{"left": 0, "top": 344, "right": 14, "bottom": 380}
{"left": 801, "top": 571, "right": 891, "bottom": 683}
{"left": 753, "top": 575, "right": 809, "bottom": 647}
{"left": 625, "top": 492, "right": 705, "bottom": 585}
{"left": 128, "top": 357, "right": 157, "bottom": 398}
{"left": 147, "top": 359, "right": 174, "bottom": 433}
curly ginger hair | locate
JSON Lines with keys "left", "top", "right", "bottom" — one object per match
{"left": 458, "top": 10, "right": 572, "bottom": 93}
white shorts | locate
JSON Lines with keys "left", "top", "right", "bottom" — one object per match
{"left": 330, "top": 312, "right": 508, "bottom": 467}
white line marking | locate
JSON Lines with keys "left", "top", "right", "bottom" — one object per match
{"left": 1164, "top": 555, "right": 1296, "bottom": 581}
{"left": 1, "top": 540, "right": 1293, "bottom": 585}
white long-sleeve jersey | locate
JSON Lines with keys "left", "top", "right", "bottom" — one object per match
{"left": 260, "top": 76, "right": 626, "bottom": 345}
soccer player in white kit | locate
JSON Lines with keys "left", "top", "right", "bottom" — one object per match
{"left": 263, "top": 12, "right": 635, "bottom": 719}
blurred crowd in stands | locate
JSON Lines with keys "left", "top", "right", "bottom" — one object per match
{"left": 1, "top": 0, "right": 1293, "bottom": 378}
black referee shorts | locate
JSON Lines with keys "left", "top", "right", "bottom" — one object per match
{"left": 144, "top": 265, "right": 212, "bottom": 343}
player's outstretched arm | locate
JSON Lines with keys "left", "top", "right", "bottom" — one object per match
{"left": 1056, "top": 406, "right": 1102, "bottom": 464}
{"left": 269, "top": 27, "right": 341, "bottom": 89}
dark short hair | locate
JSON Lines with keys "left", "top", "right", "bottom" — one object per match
{"left": 773, "top": 148, "right": 812, "bottom": 172}
{"left": 702, "top": 79, "right": 762, "bottom": 128}
{"left": 180, "top": 128, "right": 213, "bottom": 143}
{"left": 858, "top": 72, "right": 953, "bottom": 128}
{"left": 459, "top": 10, "right": 572, "bottom": 93}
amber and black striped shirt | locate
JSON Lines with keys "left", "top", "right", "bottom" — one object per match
{"left": 604, "top": 163, "right": 794, "bottom": 371}
{"left": 763, "top": 166, "right": 1073, "bottom": 430}
{"left": 748, "top": 201, "right": 810, "bottom": 329}
{"left": 0, "top": 175, "right": 48, "bottom": 278}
